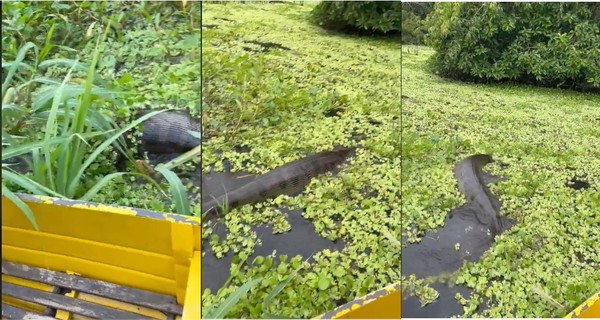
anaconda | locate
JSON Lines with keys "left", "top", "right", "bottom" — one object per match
{"left": 453, "top": 154, "right": 503, "bottom": 236}
{"left": 137, "top": 110, "right": 201, "bottom": 154}
{"left": 202, "top": 147, "right": 355, "bottom": 218}
{"left": 5, "top": 110, "right": 200, "bottom": 175}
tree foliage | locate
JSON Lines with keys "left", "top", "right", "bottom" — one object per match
{"left": 426, "top": 3, "right": 600, "bottom": 91}
{"left": 400, "top": 3, "right": 432, "bottom": 44}
{"left": 311, "top": 1, "right": 401, "bottom": 35}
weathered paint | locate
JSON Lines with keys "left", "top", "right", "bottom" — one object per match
{"left": 316, "top": 283, "right": 597, "bottom": 319}
{"left": 18, "top": 193, "right": 200, "bottom": 225}
{"left": 2, "top": 193, "right": 200, "bottom": 319}
{"left": 315, "top": 282, "right": 401, "bottom": 319}
{"left": 565, "top": 291, "right": 600, "bottom": 318}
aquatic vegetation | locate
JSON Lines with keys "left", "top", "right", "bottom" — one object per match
{"left": 202, "top": 3, "right": 400, "bottom": 318}
{"left": 402, "top": 45, "right": 599, "bottom": 317}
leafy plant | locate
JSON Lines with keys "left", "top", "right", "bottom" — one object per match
{"left": 403, "top": 44, "right": 600, "bottom": 317}
{"left": 2, "top": 21, "right": 194, "bottom": 223}
{"left": 401, "top": 3, "right": 432, "bottom": 45}
{"left": 311, "top": 1, "right": 402, "bottom": 35}
{"left": 203, "top": 277, "right": 264, "bottom": 319}
{"left": 426, "top": 3, "right": 600, "bottom": 91}
{"left": 202, "top": 3, "right": 401, "bottom": 317}
{"left": 203, "top": 255, "right": 306, "bottom": 319}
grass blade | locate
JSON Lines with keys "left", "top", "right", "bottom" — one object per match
{"left": 155, "top": 166, "right": 190, "bottom": 216}
{"left": 532, "top": 285, "right": 566, "bottom": 311}
{"left": 261, "top": 265, "right": 302, "bottom": 313}
{"left": 79, "top": 172, "right": 168, "bottom": 202}
{"left": 260, "top": 254, "right": 313, "bottom": 317}
{"left": 2, "top": 42, "right": 37, "bottom": 96}
{"left": 66, "top": 110, "right": 166, "bottom": 197}
{"left": 66, "top": 22, "right": 112, "bottom": 191}
{"left": 204, "top": 277, "right": 264, "bottom": 319}
{"left": 2, "top": 169, "right": 65, "bottom": 198}
{"left": 1, "top": 131, "right": 104, "bottom": 160}
{"left": 38, "top": 58, "right": 88, "bottom": 73}
{"left": 157, "top": 145, "right": 200, "bottom": 171}
{"left": 43, "top": 64, "right": 76, "bottom": 192}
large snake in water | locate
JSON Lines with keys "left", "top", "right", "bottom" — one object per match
{"left": 201, "top": 147, "right": 355, "bottom": 218}
{"left": 453, "top": 154, "right": 504, "bottom": 236}
{"left": 137, "top": 111, "right": 356, "bottom": 218}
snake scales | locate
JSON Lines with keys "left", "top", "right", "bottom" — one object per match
{"left": 137, "top": 110, "right": 201, "bottom": 154}
{"left": 139, "top": 111, "right": 356, "bottom": 218}
{"left": 201, "top": 147, "right": 355, "bottom": 217}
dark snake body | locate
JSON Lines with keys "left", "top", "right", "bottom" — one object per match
{"left": 453, "top": 154, "right": 503, "bottom": 236}
{"left": 6, "top": 111, "right": 202, "bottom": 174}
{"left": 138, "top": 111, "right": 201, "bottom": 154}
{"left": 202, "top": 147, "right": 355, "bottom": 216}
{"left": 136, "top": 110, "right": 355, "bottom": 217}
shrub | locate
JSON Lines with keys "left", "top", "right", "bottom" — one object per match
{"left": 311, "top": 1, "right": 401, "bottom": 35}
{"left": 401, "top": 3, "right": 432, "bottom": 44}
{"left": 426, "top": 3, "right": 600, "bottom": 91}
{"left": 401, "top": 10, "right": 422, "bottom": 44}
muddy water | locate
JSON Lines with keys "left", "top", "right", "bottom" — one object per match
{"left": 401, "top": 157, "right": 516, "bottom": 318}
{"left": 401, "top": 206, "right": 515, "bottom": 317}
{"left": 201, "top": 172, "right": 345, "bottom": 292}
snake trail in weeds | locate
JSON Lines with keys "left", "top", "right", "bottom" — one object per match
{"left": 402, "top": 154, "right": 516, "bottom": 317}
{"left": 201, "top": 147, "right": 356, "bottom": 219}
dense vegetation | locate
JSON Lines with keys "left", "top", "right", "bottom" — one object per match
{"left": 2, "top": 1, "right": 200, "bottom": 222}
{"left": 5, "top": 1, "right": 596, "bottom": 318}
{"left": 202, "top": 2, "right": 598, "bottom": 318}
{"left": 311, "top": 1, "right": 401, "bottom": 35}
{"left": 402, "top": 45, "right": 599, "bottom": 317}
{"left": 400, "top": 2, "right": 432, "bottom": 44}
{"left": 426, "top": 3, "right": 600, "bottom": 91}
{"left": 202, "top": 2, "right": 400, "bottom": 318}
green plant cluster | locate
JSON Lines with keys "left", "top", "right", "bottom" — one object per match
{"left": 400, "top": 3, "right": 432, "bottom": 45}
{"left": 2, "top": 1, "right": 200, "bottom": 218}
{"left": 311, "top": 1, "right": 401, "bottom": 35}
{"left": 202, "top": 3, "right": 400, "bottom": 318}
{"left": 425, "top": 3, "right": 600, "bottom": 91}
{"left": 402, "top": 46, "right": 600, "bottom": 317}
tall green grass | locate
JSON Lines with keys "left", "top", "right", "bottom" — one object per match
{"left": 2, "top": 22, "right": 193, "bottom": 229}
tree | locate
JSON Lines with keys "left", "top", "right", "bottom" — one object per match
{"left": 426, "top": 3, "right": 600, "bottom": 91}
{"left": 311, "top": 1, "right": 401, "bottom": 35}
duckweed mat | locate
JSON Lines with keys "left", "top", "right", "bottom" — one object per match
{"left": 401, "top": 45, "right": 600, "bottom": 318}
{"left": 201, "top": 3, "right": 400, "bottom": 318}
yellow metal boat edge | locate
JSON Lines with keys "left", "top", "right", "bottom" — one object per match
{"left": 315, "top": 282, "right": 401, "bottom": 319}
{"left": 565, "top": 291, "right": 600, "bottom": 318}
{"left": 2, "top": 193, "right": 201, "bottom": 317}
{"left": 182, "top": 251, "right": 201, "bottom": 320}
{"left": 14, "top": 193, "right": 200, "bottom": 225}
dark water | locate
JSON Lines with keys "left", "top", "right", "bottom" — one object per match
{"left": 201, "top": 172, "right": 345, "bottom": 293}
{"left": 401, "top": 283, "right": 475, "bottom": 318}
{"left": 402, "top": 208, "right": 515, "bottom": 279}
